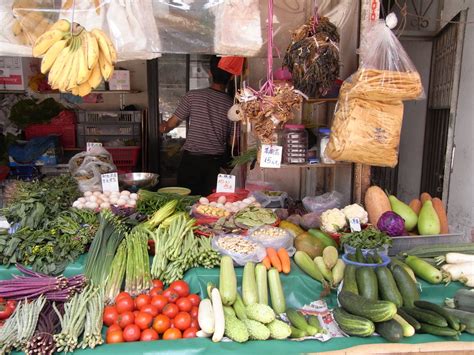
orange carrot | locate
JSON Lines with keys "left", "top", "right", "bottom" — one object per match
{"left": 409, "top": 199, "right": 422, "bottom": 215}
{"left": 277, "top": 248, "right": 291, "bottom": 274}
{"left": 432, "top": 197, "right": 449, "bottom": 234}
{"left": 420, "top": 192, "right": 432, "bottom": 204}
{"left": 266, "top": 248, "right": 282, "bottom": 272}
{"left": 262, "top": 256, "right": 271, "bottom": 270}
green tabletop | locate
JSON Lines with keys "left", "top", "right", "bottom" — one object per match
{"left": 4, "top": 257, "right": 473, "bottom": 354}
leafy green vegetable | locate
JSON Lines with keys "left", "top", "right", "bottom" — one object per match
{"left": 136, "top": 189, "right": 199, "bottom": 215}
{"left": 340, "top": 227, "right": 392, "bottom": 249}
{"left": 8, "top": 98, "right": 63, "bottom": 128}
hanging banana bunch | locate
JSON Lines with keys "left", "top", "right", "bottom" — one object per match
{"left": 32, "top": 19, "right": 117, "bottom": 97}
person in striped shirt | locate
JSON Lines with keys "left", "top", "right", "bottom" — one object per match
{"left": 159, "top": 56, "right": 234, "bottom": 196}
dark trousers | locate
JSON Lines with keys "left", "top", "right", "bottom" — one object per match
{"left": 177, "top": 151, "right": 223, "bottom": 196}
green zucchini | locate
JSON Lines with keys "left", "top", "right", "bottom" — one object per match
{"left": 255, "top": 263, "right": 268, "bottom": 305}
{"left": 391, "top": 265, "right": 419, "bottom": 307}
{"left": 419, "top": 323, "right": 460, "bottom": 337}
{"left": 338, "top": 291, "right": 397, "bottom": 322}
{"left": 365, "top": 253, "right": 375, "bottom": 264}
{"left": 401, "top": 243, "right": 474, "bottom": 258}
{"left": 356, "top": 267, "right": 378, "bottom": 301}
{"left": 307, "top": 315, "right": 323, "bottom": 333}
{"left": 290, "top": 326, "right": 307, "bottom": 338}
{"left": 342, "top": 264, "right": 358, "bottom": 295}
{"left": 314, "top": 256, "right": 333, "bottom": 284}
{"left": 393, "top": 314, "right": 415, "bottom": 337}
{"left": 294, "top": 251, "right": 325, "bottom": 284}
{"left": 401, "top": 307, "right": 448, "bottom": 327}
{"left": 307, "top": 229, "right": 337, "bottom": 248}
{"left": 443, "top": 308, "right": 474, "bottom": 334}
{"left": 223, "top": 306, "right": 236, "bottom": 318}
{"left": 242, "top": 262, "right": 258, "bottom": 306}
{"left": 219, "top": 256, "right": 237, "bottom": 306}
{"left": 404, "top": 255, "right": 442, "bottom": 284}
{"left": 397, "top": 308, "right": 421, "bottom": 330}
{"left": 333, "top": 307, "right": 375, "bottom": 337}
{"left": 373, "top": 251, "right": 383, "bottom": 264}
{"left": 375, "top": 319, "right": 404, "bottom": 342}
{"left": 355, "top": 247, "right": 364, "bottom": 263}
{"left": 376, "top": 266, "right": 403, "bottom": 307}
{"left": 232, "top": 293, "right": 247, "bottom": 320}
{"left": 390, "top": 258, "right": 417, "bottom": 282}
{"left": 286, "top": 308, "right": 318, "bottom": 336}
{"left": 415, "top": 300, "right": 460, "bottom": 330}
{"left": 268, "top": 267, "right": 286, "bottom": 314}
{"left": 448, "top": 289, "right": 474, "bottom": 312}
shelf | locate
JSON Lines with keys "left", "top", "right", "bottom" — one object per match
{"left": 0, "top": 90, "right": 27, "bottom": 94}
{"left": 0, "top": 90, "right": 141, "bottom": 95}
{"left": 279, "top": 162, "right": 351, "bottom": 168}
{"left": 305, "top": 97, "right": 338, "bottom": 104}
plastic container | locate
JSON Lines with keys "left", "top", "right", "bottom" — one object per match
{"left": 343, "top": 244, "right": 390, "bottom": 257}
{"left": 248, "top": 225, "right": 294, "bottom": 252}
{"left": 245, "top": 180, "right": 274, "bottom": 192}
{"left": 318, "top": 128, "right": 335, "bottom": 164}
{"left": 281, "top": 124, "right": 308, "bottom": 164}
{"left": 77, "top": 111, "right": 142, "bottom": 124}
{"left": 342, "top": 253, "right": 391, "bottom": 268}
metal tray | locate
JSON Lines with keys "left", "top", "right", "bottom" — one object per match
{"left": 389, "top": 231, "right": 465, "bottom": 256}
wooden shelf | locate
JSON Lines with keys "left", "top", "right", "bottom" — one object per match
{"left": 305, "top": 97, "right": 338, "bottom": 104}
{"left": 0, "top": 90, "right": 141, "bottom": 95}
{"left": 279, "top": 162, "right": 351, "bottom": 168}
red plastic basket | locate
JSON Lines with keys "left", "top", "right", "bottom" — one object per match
{"left": 106, "top": 147, "right": 140, "bottom": 168}
{"left": 25, "top": 124, "right": 76, "bottom": 148}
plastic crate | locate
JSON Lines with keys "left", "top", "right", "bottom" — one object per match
{"left": 76, "top": 122, "right": 141, "bottom": 147}
{"left": 25, "top": 124, "right": 76, "bottom": 148}
{"left": 106, "top": 147, "right": 140, "bottom": 167}
{"left": 77, "top": 111, "right": 141, "bottom": 124}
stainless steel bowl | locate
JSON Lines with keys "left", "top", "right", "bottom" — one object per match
{"left": 119, "top": 172, "right": 159, "bottom": 191}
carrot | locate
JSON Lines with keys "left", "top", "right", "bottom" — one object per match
{"left": 266, "top": 248, "right": 282, "bottom": 272}
{"left": 432, "top": 197, "right": 449, "bottom": 234}
{"left": 409, "top": 198, "right": 422, "bottom": 215}
{"left": 277, "top": 248, "right": 291, "bottom": 274}
{"left": 262, "top": 256, "right": 271, "bottom": 270}
{"left": 420, "top": 192, "right": 432, "bottom": 204}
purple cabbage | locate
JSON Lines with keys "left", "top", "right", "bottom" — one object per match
{"left": 377, "top": 211, "right": 406, "bottom": 236}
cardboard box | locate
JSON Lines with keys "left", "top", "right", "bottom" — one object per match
{"left": 0, "top": 57, "right": 37, "bottom": 91}
{"left": 108, "top": 70, "right": 130, "bottom": 90}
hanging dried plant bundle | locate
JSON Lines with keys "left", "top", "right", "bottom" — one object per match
{"left": 283, "top": 16, "right": 340, "bottom": 98}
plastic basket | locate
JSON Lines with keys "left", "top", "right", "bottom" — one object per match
{"left": 25, "top": 124, "right": 76, "bottom": 148}
{"left": 77, "top": 111, "right": 142, "bottom": 124}
{"left": 106, "top": 147, "right": 140, "bottom": 167}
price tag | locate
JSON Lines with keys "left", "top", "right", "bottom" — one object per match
{"left": 87, "top": 142, "right": 102, "bottom": 152}
{"left": 349, "top": 218, "right": 361, "bottom": 232}
{"left": 216, "top": 174, "right": 236, "bottom": 193}
{"left": 260, "top": 144, "right": 283, "bottom": 168}
{"left": 101, "top": 172, "right": 119, "bottom": 192}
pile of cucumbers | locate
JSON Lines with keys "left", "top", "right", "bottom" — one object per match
{"left": 334, "top": 259, "right": 465, "bottom": 341}
{"left": 346, "top": 247, "right": 384, "bottom": 264}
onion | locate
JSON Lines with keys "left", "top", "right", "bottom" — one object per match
{"left": 88, "top": 195, "right": 97, "bottom": 202}
{"left": 100, "top": 202, "right": 110, "bottom": 209}
{"left": 121, "top": 190, "right": 131, "bottom": 196}
{"left": 103, "top": 191, "right": 112, "bottom": 196}
{"left": 76, "top": 203, "right": 84, "bottom": 209}
{"left": 199, "top": 197, "right": 209, "bottom": 205}
{"left": 93, "top": 191, "right": 102, "bottom": 197}
{"left": 128, "top": 200, "right": 137, "bottom": 207}
{"left": 217, "top": 196, "right": 226, "bottom": 204}
{"left": 78, "top": 197, "right": 86, "bottom": 203}
{"left": 117, "top": 199, "right": 127, "bottom": 206}
{"left": 130, "top": 193, "right": 138, "bottom": 200}
{"left": 84, "top": 191, "right": 93, "bottom": 197}
{"left": 72, "top": 201, "right": 80, "bottom": 208}
{"left": 110, "top": 197, "right": 119, "bottom": 205}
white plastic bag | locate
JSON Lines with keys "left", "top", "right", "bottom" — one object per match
{"left": 212, "top": 234, "right": 266, "bottom": 266}
{"left": 248, "top": 226, "right": 295, "bottom": 254}
{"left": 303, "top": 191, "right": 343, "bottom": 214}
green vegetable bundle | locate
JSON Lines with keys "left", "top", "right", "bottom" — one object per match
{"left": 340, "top": 227, "right": 392, "bottom": 250}
{"left": 136, "top": 189, "right": 199, "bottom": 215}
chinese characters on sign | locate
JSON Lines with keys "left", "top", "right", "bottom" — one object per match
{"left": 260, "top": 144, "right": 283, "bottom": 168}
{"left": 87, "top": 142, "right": 103, "bottom": 152}
{"left": 101, "top": 172, "right": 119, "bottom": 192}
{"left": 216, "top": 174, "right": 236, "bottom": 193}
{"left": 349, "top": 217, "right": 362, "bottom": 232}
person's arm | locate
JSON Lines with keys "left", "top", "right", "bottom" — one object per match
{"left": 159, "top": 92, "right": 191, "bottom": 134}
{"left": 159, "top": 115, "right": 180, "bottom": 134}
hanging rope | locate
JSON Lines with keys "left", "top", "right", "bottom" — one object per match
{"left": 259, "top": 0, "right": 275, "bottom": 97}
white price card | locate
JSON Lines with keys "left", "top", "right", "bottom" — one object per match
{"left": 260, "top": 144, "right": 283, "bottom": 168}
{"left": 216, "top": 174, "right": 236, "bottom": 193}
{"left": 101, "top": 172, "right": 119, "bottom": 193}
{"left": 87, "top": 142, "right": 102, "bottom": 152}
{"left": 349, "top": 217, "right": 361, "bottom": 232}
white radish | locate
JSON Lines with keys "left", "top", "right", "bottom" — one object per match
{"left": 441, "top": 262, "right": 474, "bottom": 281}
{"left": 198, "top": 298, "right": 215, "bottom": 334}
{"left": 461, "top": 275, "right": 474, "bottom": 287}
{"left": 211, "top": 288, "right": 225, "bottom": 342}
{"left": 446, "top": 253, "right": 474, "bottom": 264}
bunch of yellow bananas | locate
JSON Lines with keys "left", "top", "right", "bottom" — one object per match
{"left": 32, "top": 19, "right": 117, "bottom": 97}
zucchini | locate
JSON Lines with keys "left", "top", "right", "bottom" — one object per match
{"left": 375, "top": 319, "right": 404, "bottom": 342}
{"left": 401, "top": 243, "right": 474, "bottom": 258}
{"left": 419, "top": 323, "right": 460, "bottom": 337}
{"left": 223, "top": 306, "right": 236, "bottom": 318}
{"left": 356, "top": 267, "right": 378, "bottom": 301}
{"left": 342, "top": 264, "right": 358, "bottom": 294}
{"left": 286, "top": 308, "right": 318, "bottom": 336}
{"left": 365, "top": 253, "right": 375, "bottom": 264}
{"left": 443, "top": 308, "right": 474, "bottom": 334}
{"left": 401, "top": 307, "right": 448, "bottom": 327}
{"left": 255, "top": 263, "right": 268, "bottom": 305}
{"left": 232, "top": 293, "right": 247, "bottom": 320}
{"left": 373, "top": 251, "right": 383, "bottom": 264}
{"left": 314, "top": 256, "right": 333, "bottom": 284}
{"left": 375, "top": 266, "right": 403, "bottom": 307}
{"left": 294, "top": 251, "right": 325, "bottom": 284}
{"left": 393, "top": 314, "right": 415, "bottom": 337}
{"left": 415, "top": 300, "right": 460, "bottom": 330}
{"left": 391, "top": 265, "right": 419, "bottom": 307}
{"left": 242, "top": 262, "right": 258, "bottom": 306}
{"left": 447, "top": 289, "right": 474, "bottom": 312}
{"left": 338, "top": 291, "right": 397, "bottom": 322}
{"left": 290, "top": 326, "right": 307, "bottom": 338}
{"left": 333, "top": 307, "right": 375, "bottom": 337}
{"left": 404, "top": 255, "right": 442, "bottom": 284}
{"left": 397, "top": 308, "right": 421, "bottom": 330}
{"left": 219, "top": 256, "right": 237, "bottom": 306}
{"left": 268, "top": 267, "right": 286, "bottom": 314}
{"left": 307, "top": 315, "right": 323, "bottom": 333}
{"left": 355, "top": 247, "right": 364, "bottom": 263}
{"left": 307, "top": 229, "right": 337, "bottom": 248}
{"left": 390, "top": 258, "right": 417, "bottom": 282}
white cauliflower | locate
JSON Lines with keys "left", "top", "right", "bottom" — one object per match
{"left": 321, "top": 208, "right": 347, "bottom": 233}
{"left": 342, "top": 204, "right": 369, "bottom": 224}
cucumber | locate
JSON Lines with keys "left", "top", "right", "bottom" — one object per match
{"left": 307, "top": 229, "right": 337, "bottom": 248}
{"left": 333, "top": 307, "right": 375, "bottom": 337}
{"left": 255, "top": 263, "right": 268, "bottom": 305}
{"left": 375, "top": 319, "right": 404, "bottom": 342}
{"left": 338, "top": 291, "right": 397, "bottom": 322}
{"left": 286, "top": 308, "right": 318, "bottom": 336}
{"left": 290, "top": 326, "right": 307, "bottom": 338}
{"left": 342, "top": 264, "right": 358, "bottom": 294}
{"left": 373, "top": 251, "right": 383, "bottom": 264}
{"left": 393, "top": 314, "right": 415, "bottom": 337}
{"left": 268, "top": 267, "right": 286, "bottom": 314}
{"left": 391, "top": 264, "right": 419, "bottom": 307}
{"left": 402, "top": 243, "right": 474, "bottom": 258}
{"left": 415, "top": 301, "right": 460, "bottom": 331}
{"left": 443, "top": 308, "right": 474, "bottom": 334}
{"left": 314, "top": 256, "right": 333, "bottom": 284}
{"left": 450, "top": 289, "right": 474, "bottom": 312}
{"left": 419, "top": 323, "right": 460, "bottom": 337}
{"left": 397, "top": 308, "right": 421, "bottom": 330}
{"left": 356, "top": 267, "right": 378, "bottom": 301}
{"left": 365, "top": 253, "right": 375, "bottom": 264}
{"left": 404, "top": 255, "right": 442, "bottom": 284}
{"left": 347, "top": 253, "right": 357, "bottom": 262}
{"left": 375, "top": 266, "right": 403, "bottom": 307}
{"left": 307, "top": 315, "right": 323, "bottom": 333}
{"left": 219, "top": 256, "right": 237, "bottom": 306}
{"left": 223, "top": 306, "right": 236, "bottom": 318}
{"left": 401, "top": 307, "right": 448, "bottom": 327}
{"left": 355, "top": 247, "right": 364, "bottom": 263}
{"left": 232, "top": 293, "right": 247, "bottom": 320}
{"left": 390, "top": 258, "right": 417, "bottom": 282}
{"left": 294, "top": 251, "right": 325, "bottom": 284}
{"left": 242, "top": 262, "right": 258, "bottom": 306}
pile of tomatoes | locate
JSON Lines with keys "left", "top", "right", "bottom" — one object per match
{"left": 0, "top": 298, "right": 16, "bottom": 327}
{"left": 103, "top": 280, "right": 201, "bottom": 344}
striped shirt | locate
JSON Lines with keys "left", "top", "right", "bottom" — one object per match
{"left": 174, "top": 88, "right": 234, "bottom": 155}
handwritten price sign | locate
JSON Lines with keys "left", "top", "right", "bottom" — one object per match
{"left": 101, "top": 172, "right": 119, "bottom": 192}
{"left": 260, "top": 144, "right": 283, "bottom": 168}
{"left": 216, "top": 174, "right": 236, "bottom": 193}
{"left": 87, "top": 142, "right": 103, "bottom": 152}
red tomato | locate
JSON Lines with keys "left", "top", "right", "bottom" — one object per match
{"left": 189, "top": 318, "right": 199, "bottom": 330}
{"left": 115, "top": 292, "right": 133, "bottom": 304}
{"left": 152, "top": 314, "right": 171, "bottom": 334}
{"left": 150, "top": 295, "right": 168, "bottom": 312}
{"left": 123, "top": 324, "right": 141, "bottom": 342}
{"left": 140, "top": 304, "right": 159, "bottom": 317}
{"left": 0, "top": 305, "right": 13, "bottom": 320}
{"left": 183, "top": 327, "right": 198, "bottom": 339}
{"left": 162, "top": 303, "right": 179, "bottom": 319}
{"left": 187, "top": 294, "right": 201, "bottom": 307}
{"left": 135, "top": 294, "right": 151, "bottom": 310}
{"left": 6, "top": 300, "right": 16, "bottom": 311}
{"left": 152, "top": 280, "right": 164, "bottom": 289}
{"left": 176, "top": 297, "right": 192, "bottom": 312}
{"left": 133, "top": 310, "right": 140, "bottom": 318}
{"left": 106, "top": 329, "right": 124, "bottom": 344}
{"left": 190, "top": 306, "right": 199, "bottom": 318}
{"left": 140, "top": 328, "right": 159, "bottom": 341}
{"left": 106, "top": 324, "right": 122, "bottom": 335}
{"left": 169, "top": 319, "right": 175, "bottom": 328}
{"left": 162, "top": 328, "right": 182, "bottom": 340}
{"left": 118, "top": 311, "right": 135, "bottom": 329}
{"left": 169, "top": 280, "right": 190, "bottom": 297}
{"left": 174, "top": 312, "right": 192, "bottom": 331}
{"left": 149, "top": 287, "right": 163, "bottom": 297}
{"left": 103, "top": 306, "right": 119, "bottom": 326}
{"left": 116, "top": 297, "right": 134, "bottom": 314}
{"left": 162, "top": 288, "right": 179, "bottom": 303}
{"left": 135, "top": 312, "right": 153, "bottom": 330}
